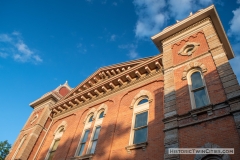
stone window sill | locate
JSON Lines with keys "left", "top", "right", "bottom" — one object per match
{"left": 125, "top": 142, "right": 148, "bottom": 153}
{"left": 71, "top": 154, "right": 94, "bottom": 160}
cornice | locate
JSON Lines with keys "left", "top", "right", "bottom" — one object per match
{"left": 53, "top": 71, "right": 163, "bottom": 119}
{"left": 51, "top": 55, "right": 163, "bottom": 117}
{"left": 62, "top": 56, "right": 154, "bottom": 100}
{"left": 161, "top": 18, "right": 210, "bottom": 44}
{"left": 151, "top": 5, "right": 234, "bottom": 59}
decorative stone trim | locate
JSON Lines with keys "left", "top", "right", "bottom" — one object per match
{"left": 71, "top": 154, "right": 94, "bottom": 160}
{"left": 97, "top": 104, "right": 108, "bottom": 116}
{"left": 178, "top": 42, "right": 200, "bottom": 56}
{"left": 54, "top": 70, "right": 162, "bottom": 118}
{"left": 194, "top": 143, "right": 231, "bottom": 160}
{"left": 182, "top": 61, "right": 207, "bottom": 80}
{"left": 50, "top": 55, "right": 163, "bottom": 116}
{"left": 83, "top": 108, "right": 97, "bottom": 124}
{"left": 160, "top": 18, "right": 210, "bottom": 43}
{"left": 30, "top": 114, "right": 38, "bottom": 125}
{"left": 129, "top": 90, "right": 153, "bottom": 109}
{"left": 53, "top": 121, "right": 67, "bottom": 136}
{"left": 125, "top": 142, "right": 148, "bottom": 153}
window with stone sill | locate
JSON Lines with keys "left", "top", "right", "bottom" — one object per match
{"left": 127, "top": 98, "right": 149, "bottom": 151}
{"left": 187, "top": 69, "right": 210, "bottom": 109}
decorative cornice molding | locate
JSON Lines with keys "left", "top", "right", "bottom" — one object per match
{"left": 52, "top": 70, "right": 163, "bottom": 118}
{"left": 51, "top": 55, "right": 163, "bottom": 116}
{"left": 162, "top": 17, "right": 210, "bottom": 43}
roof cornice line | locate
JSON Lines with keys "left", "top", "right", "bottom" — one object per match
{"left": 63, "top": 56, "right": 154, "bottom": 100}
{"left": 50, "top": 54, "right": 163, "bottom": 113}
{"left": 52, "top": 70, "right": 163, "bottom": 118}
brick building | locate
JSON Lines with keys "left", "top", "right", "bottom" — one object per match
{"left": 6, "top": 5, "right": 240, "bottom": 160}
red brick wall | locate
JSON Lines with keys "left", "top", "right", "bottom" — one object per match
{"left": 35, "top": 76, "right": 165, "bottom": 160}
{"left": 172, "top": 31, "right": 209, "bottom": 66}
{"left": 179, "top": 116, "right": 240, "bottom": 159}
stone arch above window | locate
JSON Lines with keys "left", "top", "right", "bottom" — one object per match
{"left": 130, "top": 90, "right": 153, "bottom": 109}
{"left": 194, "top": 143, "right": 231, "bottom": 160}
{"left": 53, "top": 121, "right": 67, "bottom": 136}
{"left": 97, "top": 103, "right": 108, "bottom": 117}
{"left": 83, "top": 108, "right": 97, "bottom": 124}
{"left": 182, "top": 61, "right": 207, "bottom": 80}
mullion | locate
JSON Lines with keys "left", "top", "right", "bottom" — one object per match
{"left": 133, "top": 125, "right": 147, "bottom": 130}
{"left": 192, "top": 86, "right": 205, "bottom": 92}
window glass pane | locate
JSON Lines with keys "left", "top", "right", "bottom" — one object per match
{"left": 191, "top": 72, "right": 204, "bottom": 89}
{"left": 138, "top": 99, "right": 148, "bottom": 105}
{"left": 82, "top": 130, "right": 90, "bottom": 143}
{"left": 194, "top": 89, "right": 208, "bottom": 108}
{"left": 134, "top": 112, "right": 148, "bottom": 128}
{"left": 88, "top": 115, "right": 93, "bottom": 122}
{"left": 99, "top": 111, "right": 104, "bottom": 119}
{"left": 93, "top": 126, "right": 101, "bottom": 140}
{"left": 90, "top": 140, "right": 97, "bottom": 154}
{"left": 78, "top": 143, "right": 85, "bottom": 156}
{"left": 52, "top": 139, "right": 60, "bottom": 151}
{"left": 133, "top": 127, "right": 147, "bottom": 144}
{"left": 48, "top": 151, "right": 55, "bottom": 160}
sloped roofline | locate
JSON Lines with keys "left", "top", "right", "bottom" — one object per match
{"left": 62, "top": 56, "right": 154, "bottom": 100}
{"left": 151, "top": 5, "right": 234, "bottom": 59}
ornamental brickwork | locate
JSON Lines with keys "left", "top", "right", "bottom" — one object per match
{"left": 7, "top": 5, "right": 240, "bottom": 160}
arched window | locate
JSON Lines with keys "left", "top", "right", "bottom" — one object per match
{"left": 87, "top": 110, "right": 105, "bottom": 154}
{"left": 76, "top": 114, "right": 94, "bottom": 156}
{"left": 98, "top": 111, "right": 104, "bottom": 119}
{"left": 202, "top": 155, "right": 223, "bottom": 160}
{"left": 11, "top": 135, "right": 27, "bottom": 160}
{"left": 88, "top": 115, "right": 94, "bottom": 123}
{"left": 130, "top": 98, "right": 149, "bottom": 145}
{"left": 188, "top": 69, "right": 210, "bottom": 109}
{"left": 46, "top": 126, "right": 65, "bottom": 160}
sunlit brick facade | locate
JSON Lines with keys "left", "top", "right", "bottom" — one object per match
{"left": 7, "top": 5, "right": 240, "bottom": 160}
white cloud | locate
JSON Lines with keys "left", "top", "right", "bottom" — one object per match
{"left": 0, "top": 34, "right": 12, "bottom": 42}
{"left": 168, "top": 0, "right": 192, "bottom": 20}
{"left": 128, "top": 50, "right": 139, "bottom": 59}
{"left": 12, "top": 31, "right": 21, "bottom": 36}
{"left": 133, "top": 0, "right": 217, "bottom": 39}
{"left": 198, "top": 0, "right": 213, "bottom": 5}
{"left": 0, "top": 32, "right": 42, "bottom": 63}
{"left": 238, "top": 0, "right": 240, "bottom": 4}
{"left": 228, "top": 7, "right": 240, "bottom": 39}
{"left": 0, "top": 52, "right": 8, "bottom": 58}
{"left": 118, "top": 43, "right": 139, "bottom": 59}
{"left": 133, "top": 0, "right": 167, "bottom": 38}
{"left": 110, "top": 34, "right": 116, "bottom": 41}
{"left": 230, "top": 54, "right": 240, "bottom": 83}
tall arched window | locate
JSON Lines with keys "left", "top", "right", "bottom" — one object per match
{"left": 11, "top": 135, "right": 27, "bottom": 160}
{"left": 46, "top": 126, "right": 65, "bottom": 160}
{"left": 188, "top": 69, "right": 210, "bottom": 109}
{"left": 76, "top": 114, "right": 94, "bottom": 156}
{"left": 87, "top": 110, "right": 105, "bottom": 154}
{"left": 130, "top": 98, "right": 149, "bottom": 145}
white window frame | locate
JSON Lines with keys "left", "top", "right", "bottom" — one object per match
{"left": 187, "top": 69, "right": 210, "bottom": 109}
{"left": 129, "top": 98, "right": 149, "bottom": 145}
{"left": 11, "top": 135, "right": 27, "bottom": 160}
{"left": 75, "top": 114, "right": 94, "bottom": 156}
{"left": 86, "top": 110, "right": 104, "bottom": 154}
{"left": 45, "top": 127, "right": 64, "bottom": 160}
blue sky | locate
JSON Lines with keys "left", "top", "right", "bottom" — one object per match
{"left": 1, "top": 0, "right": 240, "bottom": 145}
